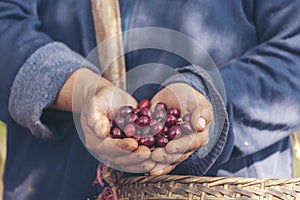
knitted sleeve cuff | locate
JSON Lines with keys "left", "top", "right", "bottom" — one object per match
{"left": 8, "top": 42, "right": 99, "bottom": 140}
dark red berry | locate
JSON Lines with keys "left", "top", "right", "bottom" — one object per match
{"left": 138, "top": 98, "right": 151, "bottom": 109}
{"left": 125, "top": 113, "right": 138, "bottom": 124}
{"left": 166, "top": 114, "right": 177, "bottom": 127}
{"left": 128, "top": 106, "right": 135, "bottom": 112}
{"left": 182, "top": 113, "right": 191, "bottom": 122}
{"left": 140, "top": 126, "right": 151, "bottom": 136}
{"left": 139, "top": 135, "right": 155, "bottom": 147}
{"left": 138, "top": 107, "right": 152, "bottom": 119}
{"left": 151, "top": 121, "right": 164, "bottom": 136}
{"left": 124, "top": 124, "right": 136, "bottom": 137}
{"left": 135, "top": 116, "right": 151, "bottom": 127}
{"left": 154, "top": 102, "right": 167, "bottom": 111}
{"left": 114, "top": 116, "right": 125, "bottom": 128}
{"left": 156, "top": 136, "right": 169, "bottom": 147}
{"left": 133, "top": 108, "right": 140, "bottom": 115}
{"left": 132, "top": 135, "right": 141, "bottom": 142}
{"left": 153, "top": 109, "right": 166, "bottom": 121}
{"left": 167, "top": 107, "right": 181, "bottom": 118}
{"left": 118, "top": 106, "right": 133, "bottom": 117}
{"left": 149, "top": 119, "right": 158, "bottom": 127}
{"left": 180, "top": 121, "right": 194, "bottom": 134}
{"left": 110, "top": 127, "right": 123, "bottom": 138}
{"left": 167, "top": 125, "right": 182, "bottom": 140}
{"left": 163, "top": 126, "right": 169, "bottom": 133}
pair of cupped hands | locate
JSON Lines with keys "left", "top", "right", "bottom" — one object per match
{"left": 59, "top": 68, "right": 212, "bottom": 176}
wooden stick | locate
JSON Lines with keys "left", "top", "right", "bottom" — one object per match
{"left": 91, "top": 0, "right": 126, "bottom": 90}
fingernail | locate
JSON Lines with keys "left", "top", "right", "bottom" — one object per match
{"left": 198, "top": 117, "right": 206, "bottom": 129}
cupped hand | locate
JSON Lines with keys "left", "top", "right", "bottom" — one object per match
{"left": 149, "top": 83, "right": 212, "bottom": 175}
{"left": 80, "top": 79, "right": 155, "bottom": 173}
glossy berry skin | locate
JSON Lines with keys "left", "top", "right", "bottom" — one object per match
{"left": 125, "top": 113, "right": 138, "bottom": 124}
{"left": 111, "top": 127, "right": 123, "bottom": 138}
{"left": 132, "top": 135, "right": 141, "bottom": 143}
{"left": 138, "top": 99, "right": 151, "bottom": 109}
{"left": 167, "top": 125, "right": 182, "bottom": 140}
{"left": 153, "top": 109, "right": 166, "bottom": 121}
{"left": 111, "top": 101, "right": 193, "bottom": 149}
{"left": 166, "top": 114, "right": 177, "bottom": 127}
{"left": 182, "top": 113, "right": 191, "bottom": 122}
{"left": 136, "top": 116, "right": 151, "bottom": 127}
{"left": 138, "top": 107, "right": 152, "bottom": 119}
{"left": 167, "top": 107, "right": 181, "bottom": 118}
{"left": 163, "top": 126, "right": 169, "bottom": 134}
{"left": 149, "top": 119, "right": 158, "bottom": 127}
{"left": 114, "top": 116, "right": 125, "bottom": 128}
{"left": 124, "top": 124, "right": 136, "bottom": 137}
{"left": 133, "top": 108, "right": 140, "bottom": 115}
{"left": 118, "top": 106, "right": 133, "bottom": 117}
{"left": 156, "top": 136, "right": 169, "bottom": 147}
{"left": 151, "top": 121, "right": 164, "bottom": 136}
{"left": 180, "top": 121, "right": 194, "bottom": 134}
{"left": 154, "top": 102, "right": 167, "bottom": 112}
{"left": 139, "top": 135, "right": 155, "bottom": 147}
{"left": 140, "top": 126, "right": 151, "bottom": 136}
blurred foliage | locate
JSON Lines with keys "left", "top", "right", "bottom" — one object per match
{"left": 292, "top": 132, "right": 300, "bottom": 177}
{"left": 0, "top": 121, "right": 6, "bottom": 200}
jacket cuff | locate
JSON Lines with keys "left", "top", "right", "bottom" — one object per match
{"left": 8, "top": 42, "right": 99, "bottom": 140}
{"left": 170, "top": 65, "right": 230, "bottom": 175}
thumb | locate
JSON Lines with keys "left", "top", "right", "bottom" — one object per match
{"left": 82, "top": 107, "right": 111, "bottom": 139}
{"left": 190, "top": 106, "right": 212, "bottom": 132}
{"left": 93, "top": 112, "right": 111, "bottom": 139}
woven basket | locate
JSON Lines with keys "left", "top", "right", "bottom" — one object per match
{"left": 117, "top": 175, "right": 300, "bottom": 200}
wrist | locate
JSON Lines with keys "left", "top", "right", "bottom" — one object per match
{"left": 53, "top": 68, "right": 114, "bottom": 113}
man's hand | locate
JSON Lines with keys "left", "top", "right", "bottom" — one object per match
{"left": 80, "top": 84, "right": 155, "bottom": 172}
{"left": 54, "top": 68, "right": 155, "bottom": 173}
{"left": 149, "top": 83, "right": 212, "bottom": 175}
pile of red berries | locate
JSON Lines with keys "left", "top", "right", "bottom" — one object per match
{"left": 109, "top": 99, "right": 195, "bottom": 149}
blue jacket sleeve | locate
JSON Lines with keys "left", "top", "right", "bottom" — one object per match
{"left": 171, "top": 0, "right": 300, "bottom": 175}
{"left": 0, "top": 1, "right": 99, "bottom": 140}
{"left": 0, "top": 0, "right": 52, "bottom": 95}
{"left": 220, "top": 0, "right": 300, "bottom": 156}
{"left": 162, "top": 66, "right": 231, "bottom": 176}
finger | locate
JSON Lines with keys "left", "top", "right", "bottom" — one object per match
{"left": 190, "top": 107, "right": 211, "bottom": 132}
{"left": 111, "top": 87, "right": 138, "bottom": 116}
{"left": 151, "top": 147, "right": 183, "bottom": 164}
{"left": 80, "top": 114, "right": 104, "bottom": 150}
{"left": 83, "top": 106, "right": 111, "bottom": 139}
{"left": 165, "top": 131, "right": 209, "bottom": 154}
{"left": 150, "top": 163, "right": 176, "bottom": 176}
{"left": 171, "top": 151, "right": 194, "bottom": 165}
{"left": 113, "top": 145, "right": 151, "bottom": 165}
{"left": 122, "top": 159, "right": 156, "bottom": 173}
{"left": 97, "top": 137, "right": 138, "bottom": 157}
{"left": 150, "top": 87, "right": 180, "bottom": 110}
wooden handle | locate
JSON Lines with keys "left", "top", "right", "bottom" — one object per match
{"left": 91, "top": 0, "right": 126, "bottom": 90}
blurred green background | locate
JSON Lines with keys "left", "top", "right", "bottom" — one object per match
{"left": 294, "top": 154, "right": 300, "bottom": 177}
{"left": 0, "top": 121, "right": 6, "bottom": 199}
{"left": 292, "top": 133, "right": 300, "bottom": 177}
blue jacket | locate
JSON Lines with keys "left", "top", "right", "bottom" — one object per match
{"left": 1, "top": 0, "right": 300, "bottom": 199}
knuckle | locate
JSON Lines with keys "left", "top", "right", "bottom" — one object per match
{"left": 203, "top": 137, "right": 209, "bottom": 146}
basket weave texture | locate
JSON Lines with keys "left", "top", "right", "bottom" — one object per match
{"left": 118, "top": 175, "right": 300, "bottom": 200}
